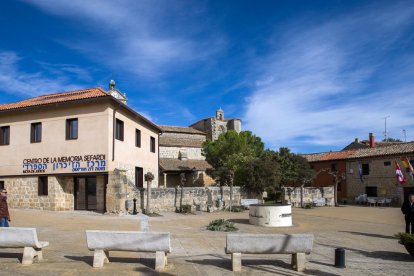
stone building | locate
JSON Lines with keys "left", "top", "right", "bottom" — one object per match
{"left": 303, "top": 133, "right": 414, "bottom": 205}
{"left": 0, "top": 82, "right": 161, "bottom": 213}
{"left": 158, "top": 125, "right": 214, "bottom": 187}
{"left": 190, "top": 108, "right": 241, "bottom": 141}
{"left": 346, "top": 142, "right": 414, "bottom": 205}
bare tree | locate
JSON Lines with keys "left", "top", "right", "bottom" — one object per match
{"left": 316, "top": 168, "right": 345, "bottom": 207}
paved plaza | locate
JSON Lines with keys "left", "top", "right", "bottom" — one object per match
{"left": 0, "top": 205, "right": 413, "bottom": 275}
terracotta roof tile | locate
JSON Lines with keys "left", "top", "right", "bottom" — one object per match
{"left": 159, "top": 158, "right": 212, "bottom": 172}
{"left": 159, "top": 125, "right": 206, "bottom": 135}
{"left": 304, "top": 142, "right": 414, "bottom": 162}
{"left": 159, "top": 136, "right": 204, "bottom": 148}
{"left": 0, "top": 87, "right": 110, "bottom": 111}
{"left": 303, "top": 150, "right": 356, "bottom": 162}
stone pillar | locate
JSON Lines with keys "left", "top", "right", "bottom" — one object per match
{"left": 106, "top": 169, "right": 128, "bottom": 214}
{"left": 163, "top": 173, "right": 167, "bottom": 188}
{"left": 231, "top": 253, "right": 242, "bottom": 272}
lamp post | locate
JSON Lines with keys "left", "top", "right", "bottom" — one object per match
{"left": 144, "top": 172, "right": 154, "bottom": 214}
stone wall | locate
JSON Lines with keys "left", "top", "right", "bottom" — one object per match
{"left": 123, "top": 186, "right": 243, "bottom": 213}
{"left": 346, "top": 158, "right": 410, "bottom": 205}
{"left": 0, "top": 175, "right": 74, "bottom": 211}
{"left": 282, "top": 186, "right": 335, "bottom": 207}
{"left": 159, "top": 172, "right": 216, "bottom": 188}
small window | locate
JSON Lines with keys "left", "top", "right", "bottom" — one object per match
{"left": 150, "top": 136, "right": 156, "bottom": 153}
{"left": 0, "top": 126, "right": 10, "bottom": 145}
{"left": 115, "top": 119, "right": 124, "bottom": 141}
{"left": 66, "top": 118, "right": 78, "bottom": 140}
{"left": 362, "top": 163, "right": 369, "bottom": 175}
{"left": 0, "top": 181, "right": 4, "bottom": 189}
{"left": 383, "top": 161, "right": 391, "bottom": 166}
{"left": 136, "top": 129, "right": 141, "bottom": 147}
{"left": 31, "top": 122, "right": 42, "bottom": 143}
{"left": 38, "top": 176, "right": 48, "bottom": 196}
{"left": 331, "top": 163, "right": 337, "bottom": 172}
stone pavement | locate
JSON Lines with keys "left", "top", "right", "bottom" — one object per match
{"left": 0, "top": 205, "right": 413, "bottom": 275}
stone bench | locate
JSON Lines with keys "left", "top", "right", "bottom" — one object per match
{"left": 85, "top": 230, "right": 171, "bottom": 270}
{"left": 225, "top": 233, "right": 314, "bottom": 272}
{"left": 0, "top": 227, "right": 49, "bottom": 265}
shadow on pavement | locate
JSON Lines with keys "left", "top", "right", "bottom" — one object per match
{"left": 317, "top": 243, "right": 413, "bottom": 262}
{"left": 338, "top": 231, "right": 396, "bottom": 240}
{"left": 0, "top": 252, "right": 22, "bottom": 262}
{"left": 305, "top": 269, "right": 341, "bottom": 276}
{"left": 186, "top": 257, "right": 230, "bottom": 270}
{"left": 227, "top": 218, "right": 250, "bottom": 224}
{"left": 309, "top": 260, "right": 334, "bottom": 267}
{"left": 64, "top": 255, "right": 155, "bottom": 268}
{"left": 135, "top": 267, "right": 176, "bottom": 275}
{"left": 187, "top": 257, "right": 299, "bottom": 275}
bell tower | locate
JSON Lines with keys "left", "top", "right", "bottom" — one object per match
{"left": 216, "top": 108, "right": 224, "bottom": 120}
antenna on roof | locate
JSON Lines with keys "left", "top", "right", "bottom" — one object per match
{"left": 403, "top": 129, "right": 407, "bottom": 142}
{"left": 383, "top": 115, "right": 390, "bottom": 141}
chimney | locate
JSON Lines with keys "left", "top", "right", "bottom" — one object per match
{"left": 354, "top": 138, "right": 359, "bottom": 143}
{"left": 369, "top": 133, "right": 375, "bottom": 148}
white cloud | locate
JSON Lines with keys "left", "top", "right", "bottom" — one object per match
{"left": 24, "top": 0, "right": 226, "bottom": 79}
{"left": 0, "top": 51, "right": 82, "bottom": 98}
{"left": 243, "top": 2, "right": 414, "bottom": 152}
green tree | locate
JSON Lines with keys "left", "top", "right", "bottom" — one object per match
{"left": 236, "top": 150, "right": 280, "bottom": 195}
{"left": 275, "top": 148, "right": 315, "bottom": 207}
{"left": 203, "top": 130, "right": 265, "bottom": 186}
{"left": 382, "top": 137, "right": 403, "bottom": 142}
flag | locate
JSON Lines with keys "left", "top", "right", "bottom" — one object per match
{"left": 401, "top": 157, "right": 409, "bottom": 168}
{"left": 358, "top": 161, "right": 363, "bottom": 183}
{"left": 405, "top": 157, "right": 414, "bottom": 180}
{"left": 395, "top": 161, "right": 405, "bottom": 185}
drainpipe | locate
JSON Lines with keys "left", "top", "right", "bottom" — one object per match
{"left": 112, "top": 107, "right": 117, "bottom": 161}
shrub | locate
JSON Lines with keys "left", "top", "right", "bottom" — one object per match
{"left": 224, "top": 206, "right": 246, "bottom": 212}
{"left": 395, "top": 232, "right": 414, "bottom": 245}
{"left": 145, "top": 212, "right": 162, "bottom": 217}
{"left": 303, "top": 203, "right": 314, "bottom": 209}
{"left": 207, "top": 219, "right": 238, "bottom": 232}
{"left": 176, "top": 204, "right": 192, "bottom": 214}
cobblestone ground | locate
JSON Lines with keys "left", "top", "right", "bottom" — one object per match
{"left": 0, "top": 205, "right": 413, "bottom": 275}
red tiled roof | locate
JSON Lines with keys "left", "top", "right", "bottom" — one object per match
{"left": 0, "top": 87, "right": 110, "bottom": 111}
{"left": 303, "top": 150, "right": 356, "bottom": 162}
{"left": 304, "top": 142, "right": 414, "bottom": 162}
{"left": 159, "top": 125, "right": 206, "bottom": 135}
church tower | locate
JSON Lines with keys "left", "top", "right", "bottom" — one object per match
{"left": 216, "top": 108, "right": 224, "bottom": 120}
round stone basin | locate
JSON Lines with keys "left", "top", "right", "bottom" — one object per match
{"left": 249, "top": 204, "right": 292, "bottom": 227}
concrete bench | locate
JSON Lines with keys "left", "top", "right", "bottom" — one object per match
{"left": 0, "top": 227, "right": 49, "bottom": 265}
{"left": 85, "top": 230, "right": 171, "bottom": 270}
{"left": 225, "top": 233, "right": 314, "bottom": 272}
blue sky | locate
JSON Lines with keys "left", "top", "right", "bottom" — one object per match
{"left": 1, "top": 0, "right": 414, "bottom": 153}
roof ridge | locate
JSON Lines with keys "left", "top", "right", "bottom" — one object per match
{"left": 0, "top": 87, "right": 110, "bottom": 112}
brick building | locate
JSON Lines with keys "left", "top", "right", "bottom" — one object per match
{"left": 303, "top": 151, "right": 354, "bottom": 202}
